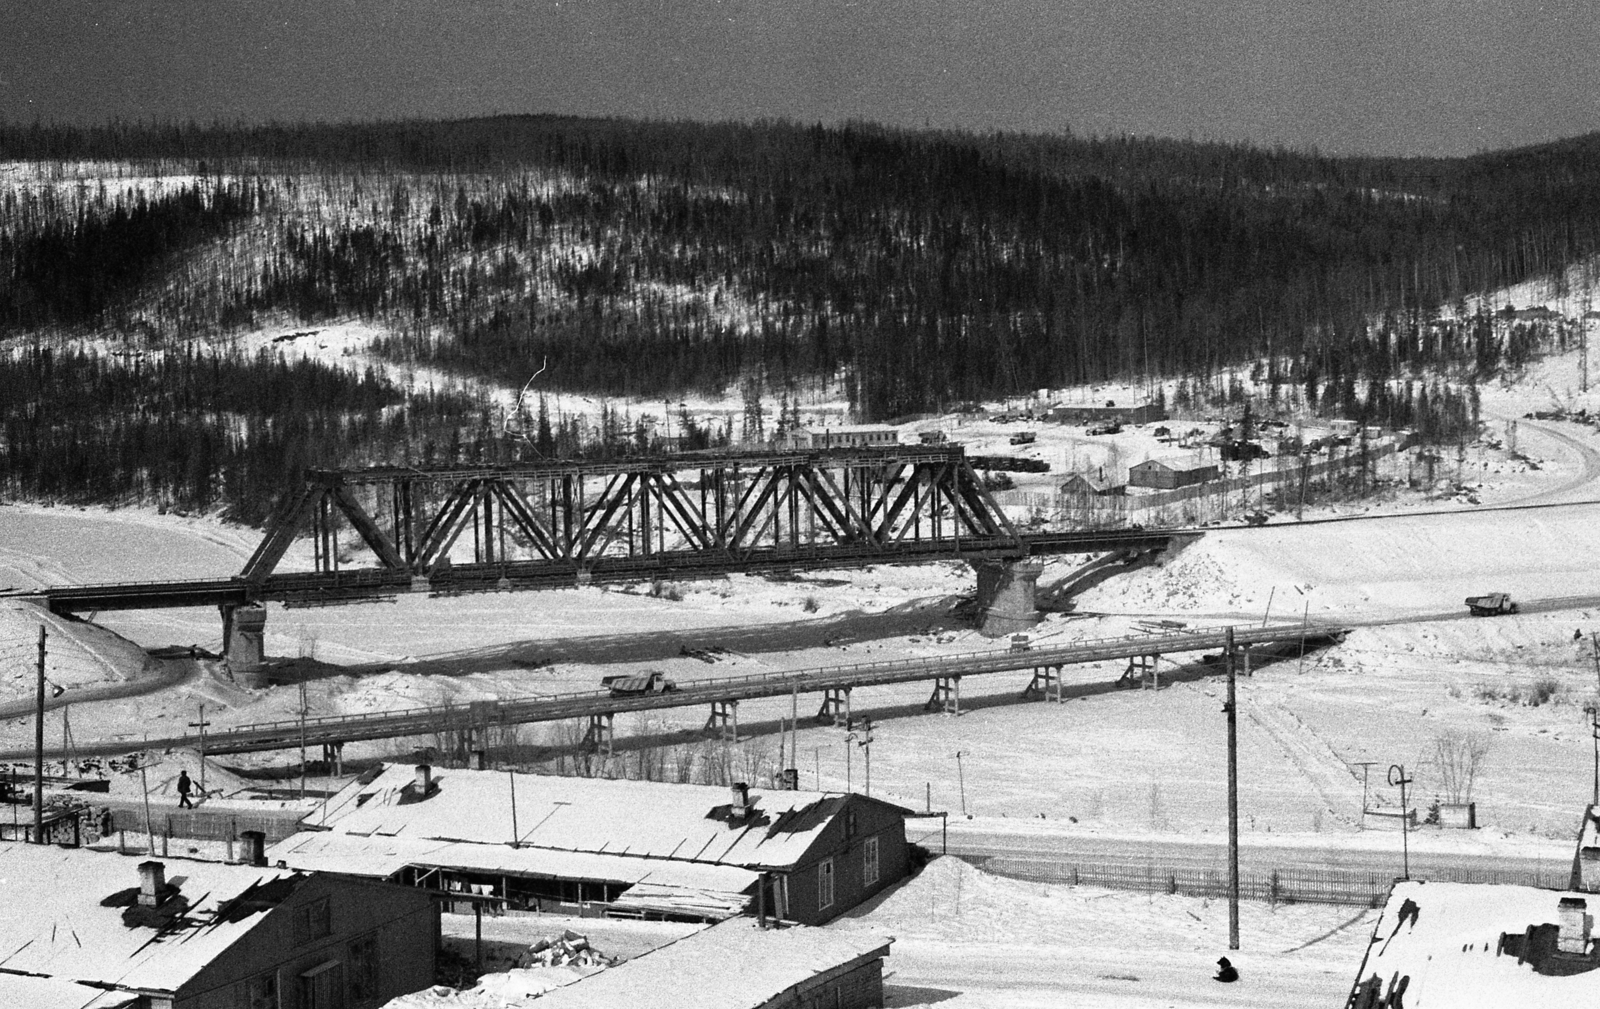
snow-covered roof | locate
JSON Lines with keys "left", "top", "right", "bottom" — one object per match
{"left": 270, "top": 830, "right": 759, "bottom": 894}
{"left": 804, "top": 424, "right": 897, "bottom": 434}
{"left": 0, "top": 844, "right": 306, "bottom": 997}
{"left": 523, "top": 917, "right": 890, "bottom": 1009}
{"left": 0, "top": 974, "right": 135, "bottom": 1009}
{"left": 1350, "top": 880, "right": 1600, "bottom": 1005}
{"left": 301, "top": 765, "right": 866, "bottom": 871}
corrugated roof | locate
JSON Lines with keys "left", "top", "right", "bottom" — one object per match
{"left": 269, "top": 830, "right": 759, "bottom": 895}
{"left": 305, "top": 765, "right": 855, "bottom": 871}
{"left": 1352, "top": 880, "right": 1600, "bottom": 1004}
{"left": 527, "top": 918, "right": 890, "bottom": 1009}
{"left": 0, "top": 844, "right": 305, "bottom": 997}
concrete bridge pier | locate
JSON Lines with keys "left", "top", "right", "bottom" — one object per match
{"left": 222, "top": 603, "right": 268, "bottom": 688}
{"left": 974, "top": 560, "right": 1043, "bottom": 637}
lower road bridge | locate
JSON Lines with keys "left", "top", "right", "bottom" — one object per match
{"left": 3, "top": 623, "right": 1344, "bottom": 760}
{"left": 15, "top": 447, "right": 1189, "bottom": 677}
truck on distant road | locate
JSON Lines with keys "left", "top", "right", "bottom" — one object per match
{"left": 602, "top": 671, "right": 678, "bottom": 696}
{"left": 1465, "top": 593, "right": 1519, "bottom": 616}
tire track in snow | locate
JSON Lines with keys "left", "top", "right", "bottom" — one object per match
{"left": 1243, "top": 700, "right": 1362, "bottom": 827}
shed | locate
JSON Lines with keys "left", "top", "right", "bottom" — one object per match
{"left": 1126, "top": 459, "right": 1219, "bottom": 490}
{"left": 271, "top": 765, "right": 912, "bottom": 925}
{"left": 798, "top": 425, "right": 900, "bottom": 449}
{"left": 529, "top": 917, "right": 892, "bottom": 1009}
{"left": 0, "top": 843, "right": 437, "bottom": 1009}
{"left": 1058, "top": 473, "right": 1121, "bottom": 497}
{"left": 1348, "top": 879, "right": 1600, "bottom": 1007}
{"left": 1047, "top": 402, "right": 1165, "bottom": 426}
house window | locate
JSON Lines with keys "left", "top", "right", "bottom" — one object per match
{"left": 348, "top": 933, "right": 379, "bottom": 1005}
{"left": 246, "top": 973, "right": 278, "bottom": 1009}
{"left": 295, "top": 897, "right": 333, "bottom": 945}
{"left": 863, "top": 835, "right": 879, "bottom": 886}
{"left": 818, "top": 858, "right": 834, "bottom": 910}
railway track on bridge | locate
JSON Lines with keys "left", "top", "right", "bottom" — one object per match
{"left": 16, "top": 529, "right": 1182, "bottom": 614}
{"left": 0, "top": 622, "right": 1343, "bottom": 759}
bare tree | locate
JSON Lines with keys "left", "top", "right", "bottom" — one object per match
{"left": 1430, "top": 729, "right": 1493, "bottom": 804}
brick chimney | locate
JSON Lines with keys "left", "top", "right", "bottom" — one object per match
{"left": 1559, "top": 897, "right": 1592, "bottom": 954}
{"left": 137, "top": 861, "right": 166, "bottom": 907}
{"left": 730, "top": 782, "right": 750, "bottom": 822}
{"left": 240, "top": 829, "right": 267, "bottom": 867}
{"left": 415, "top": 764, "right": 432, "bottom": 794}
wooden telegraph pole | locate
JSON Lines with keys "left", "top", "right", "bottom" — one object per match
{"left": 1224, "top": 626, "right": 1240, "bottom": 950}
{"left": 33, "top": 625, "right": 46, "bottom": 844}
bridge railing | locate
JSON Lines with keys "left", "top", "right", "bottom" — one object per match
{"left": 198, "top": 621, "right": 1339, "bottom": 743}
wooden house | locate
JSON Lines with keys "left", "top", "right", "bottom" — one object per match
{"left": 1126, "top": 459, "right": 1219, "bottom": 490}
{"left": 1047, "top": 401, "right": 1165, "bottom": 426}
{"left": 0, "top": 843, "right": 437, "bottom": 1009}
{"left": 271, "top": 764, "right": 913, "bottom": 926}
{"left": 1348, "top": 878, "right": 1600, "bottom": 1007}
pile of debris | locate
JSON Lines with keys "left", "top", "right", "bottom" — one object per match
{"left": 522, "top": 930, "right": 618, "bottom": 970}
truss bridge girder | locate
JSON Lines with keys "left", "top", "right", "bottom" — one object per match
{"left": 246, "top": 449, "right": 1021, "bottom": 585}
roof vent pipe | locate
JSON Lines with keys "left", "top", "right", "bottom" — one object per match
{"left": 137, "top": 861, "right": 166, "bottom": 907}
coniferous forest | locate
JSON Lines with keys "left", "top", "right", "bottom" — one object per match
{"left": 4, "top": 116, "right": 1600, "bottom": 519}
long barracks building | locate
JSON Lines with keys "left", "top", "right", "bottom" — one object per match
{"left": 269, "top": 764, "right": 912, "bottom": 926}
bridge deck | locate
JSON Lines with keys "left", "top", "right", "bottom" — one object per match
{"left": 24, "top": 529, "right": 1183, "bottom": 614}
{"left": 11, "top": 622, "right": 1340, "bottom": 758}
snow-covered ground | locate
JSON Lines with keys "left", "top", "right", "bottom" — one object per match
{"left": 830, "top": 856, "right": 1376, "bottom": 1009}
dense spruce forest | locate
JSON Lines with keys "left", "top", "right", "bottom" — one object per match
{"left": 2, "top": 116, "right": 1598, "bottom": 519}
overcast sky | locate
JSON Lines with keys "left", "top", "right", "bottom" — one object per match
{"left": 4, "top": 0, "right": 1597, "bottom": 158}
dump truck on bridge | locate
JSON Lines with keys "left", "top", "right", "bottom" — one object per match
{"left": 602, "top": 671, "right": 678, "bottom": 696}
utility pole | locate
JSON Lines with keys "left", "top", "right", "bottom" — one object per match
{"left": 1588, "top": 707, "right": 1600, "bottom": 808}
{"left": 849, "top": 718, "right": 874, "bottom": 798}
{"left": 1353, "top": 760, "right": 1381, "bottom": 828}
{"left": 298, "top": 681, "right": 309, "bottom": 801}
{"left": 188, "top": 703, "right": 210, "bottom": 802}
{"left": 33, "top": 625, "right": 46, "bottom": 845}
{"left": 1389, "top": 764, "right": 1413, "bottom": 879}
{"left": 1223, "top": 627, "right": 1240, "bottom": 950}
{"left": 954, "top": 751, "right": 968, "bottom": 817}
{"left": 508, "top": 769, "right": 520, "bottom": 848}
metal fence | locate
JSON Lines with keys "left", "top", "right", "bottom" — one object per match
{"left": 964, "top": 855, "right": 1569, "bottom": 908}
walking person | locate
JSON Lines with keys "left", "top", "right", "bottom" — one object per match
{"left": 176, "top": 769, "right": 194, "bottom": 809}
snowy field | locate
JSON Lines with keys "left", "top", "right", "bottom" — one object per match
{"left": 833, "top": 857, "right": 1376, "bottom": 1009}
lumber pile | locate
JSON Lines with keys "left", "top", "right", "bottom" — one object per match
{"left": 524, "top": 930, "right": 619, "bottom": 969}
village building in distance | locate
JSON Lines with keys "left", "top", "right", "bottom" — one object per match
{"left": 270, "top": 764, "right": 913, "bottom": 926}
{"left": 1125, "top": 458, "right": 1221, "bottom": 491}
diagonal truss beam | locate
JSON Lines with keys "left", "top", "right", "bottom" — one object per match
{"left": 329, "top": 484, "right": 406, "bottom": 570}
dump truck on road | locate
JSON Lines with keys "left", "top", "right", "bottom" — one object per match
{"left": 1465, "top": 593, "right": 1519, "bottom": 616}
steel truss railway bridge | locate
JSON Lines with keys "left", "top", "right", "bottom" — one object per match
{"left": 0, "top": 623, "right": 1344, "bottom": 760}
{"left": 24, "top": 447, "right": 1185, "bottom": 673}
